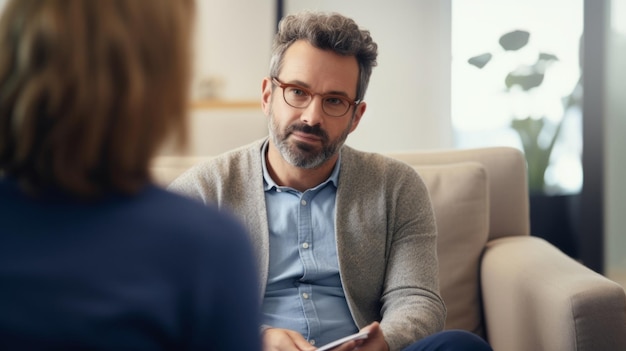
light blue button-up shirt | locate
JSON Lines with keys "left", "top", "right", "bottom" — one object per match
{"left": 260, "top": 142, "right": 358, "bottom": 346}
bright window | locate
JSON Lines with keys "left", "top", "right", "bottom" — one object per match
{"left": 451, "top": 0, "right": 583, "bottom": 194}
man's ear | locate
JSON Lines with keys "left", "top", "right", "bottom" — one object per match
{"left": 261, "top": 77, "right": 273, "bottom": 116}
{"left": 349, "top": 101, "right": 367, "bottom": 133}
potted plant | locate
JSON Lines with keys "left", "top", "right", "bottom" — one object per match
{"left": 467, "top": 29, "right": 581, "bottom": 257}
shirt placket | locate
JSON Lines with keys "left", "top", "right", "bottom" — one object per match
{"left": 297, "top": 190, "right": 321, "bottom": 344}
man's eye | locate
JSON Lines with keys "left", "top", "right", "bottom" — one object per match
{"left": 325, "top": 97, "right": 346, "bottom": 106}
{"left": 288, "top": 87, "right": 308, "bottom": 97}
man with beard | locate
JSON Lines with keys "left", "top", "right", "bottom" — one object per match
{"left": 169, "top": 11, "right": 492, "bottom": 351}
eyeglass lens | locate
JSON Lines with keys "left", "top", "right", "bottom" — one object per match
{"left": 281, "top": 85, "right": 352, "bottom": 117}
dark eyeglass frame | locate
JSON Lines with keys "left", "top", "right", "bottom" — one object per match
{"left": 271, "top": 77, "right": 361, "bottom": 117}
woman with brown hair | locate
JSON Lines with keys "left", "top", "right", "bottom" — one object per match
{"left": 0, "top": 1, "right": 260, "bottom": 350}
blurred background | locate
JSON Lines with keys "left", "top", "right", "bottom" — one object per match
{"left": 1, "top": 0, "right": 623, "bottom": 285}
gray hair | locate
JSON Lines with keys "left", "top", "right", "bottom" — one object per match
{"left": 269, "top": 11, "right": 378, "bottom": 101}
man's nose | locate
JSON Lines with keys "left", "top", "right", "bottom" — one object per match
{"left": 300, "top": 95, "right": 325, "bottom": 126}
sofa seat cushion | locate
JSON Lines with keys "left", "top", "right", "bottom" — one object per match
{"left": 414, "top": 162, "right": 490, "bottom": 337}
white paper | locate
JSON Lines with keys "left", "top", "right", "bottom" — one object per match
{"left": 315, "top": 331, "right": 369, "bottom": 351}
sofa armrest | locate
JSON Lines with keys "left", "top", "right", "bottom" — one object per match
{"left": 480, "top": 236, "right": 626, "bottom": 351}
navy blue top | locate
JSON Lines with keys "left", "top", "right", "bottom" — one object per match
{"left": 0, "top": 178, "right": 261, "bottom": 351}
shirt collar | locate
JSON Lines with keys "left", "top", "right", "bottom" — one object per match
{"left": 261, "top": 139, "right": 341, "bottom": 192}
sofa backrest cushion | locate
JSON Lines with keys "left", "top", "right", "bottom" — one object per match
{"left": 388, "top": 147, "right": 528, "bottom": 240}
{"left": 151, "top": 156, "right": 211, "bottom": 186}
{"left": 414, "top": 162, "right": 490, "bottom": 337}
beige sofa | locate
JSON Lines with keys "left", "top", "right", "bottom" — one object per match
{"left": 152, "top": 145, "right": 626, "bottom": 351}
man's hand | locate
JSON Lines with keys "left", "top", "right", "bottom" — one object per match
{"left": 262, "top": 323, "right": 389, "bottom": 351}
{"left": 333, "top": 322, "right": 389, "bottom": 351}
{"left": 263, "top": 328, "right": 317, "bottom": 351}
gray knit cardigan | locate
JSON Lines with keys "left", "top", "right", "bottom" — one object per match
{"left": 168, "top": 138, "right": 446, "bottom": 351}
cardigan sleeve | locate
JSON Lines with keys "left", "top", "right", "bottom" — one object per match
{"left": 335, "top": 149, "right": 446, "bottom": 351}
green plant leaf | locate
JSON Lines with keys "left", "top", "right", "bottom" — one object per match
{"left": 468, "top": 53, "right": 492, "bottom": 68}
{"left": 511, "top": 117, "right": 550, "bottom": 192}
{"left": 505, "top": 71, "right": 544, "bottom": 90}
{"left": 499, "top": 30, "right": 530, "bottom": 51}
{"left": 539, "top": 52, "right": 559, "bottom": 62}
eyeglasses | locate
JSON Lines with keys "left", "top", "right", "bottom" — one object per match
{"left": 271, "top": 77, "right": 360, "bottom": 117}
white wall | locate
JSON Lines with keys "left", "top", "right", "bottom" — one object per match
{"left": 184, "top": 0, "right": 273, "bottom": 156}
{"left": 191, "top": 0, "right": 273, "bottom": 101}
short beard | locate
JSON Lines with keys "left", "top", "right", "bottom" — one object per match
{"left": 268, "top": 111, "right": 352, "bottom": 169}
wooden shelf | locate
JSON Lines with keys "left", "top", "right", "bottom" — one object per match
{"left": 191, "top": 99, "right": 259, "bottom": 110}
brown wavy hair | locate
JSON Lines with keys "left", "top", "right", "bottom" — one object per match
{"left": 0, "top": 0, "right": 195, "bottom": 197}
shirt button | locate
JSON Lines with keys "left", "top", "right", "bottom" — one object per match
{"left": 302, "top": 242, "right": 309, "bottom": 249}
{"left": 301, "top": 199, "right": 307, "bottom": 206}
{"left": 302, "top": 292, "right": 309, "bottom": 299}
{"left": 310, "top": 340, "right": 316, "bottom": 346}
{"left": 276, "top": 188, "right": 282, "bottom": 193}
